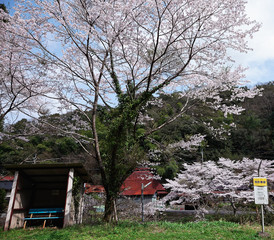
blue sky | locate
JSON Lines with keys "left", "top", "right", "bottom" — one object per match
{"left": 233, "top": 0, "right": 274, "bottom": 86}
{"left": 1, "top": 0, "right": 274, "bottom": 87}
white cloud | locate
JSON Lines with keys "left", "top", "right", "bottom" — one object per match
{"left": 233, "top": 0, "right": 274, "bottom": 85}
{"left": 245, "top": 0, "right": 274, "bottom": 62}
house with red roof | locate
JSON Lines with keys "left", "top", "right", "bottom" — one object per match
{"left": 84, "top": 184, "right": 105, "bottom": 195}
{"left": 0, "top": 176, "right": 14, "bottom": 225}
{"left": 0, "top": 176, "right": 14, "bottom": 197}
{"left": 121, "top": 167, "right": 168, "bottom": 203}
{"left": 85, "top": 168, "right": 168, "bottom": 204}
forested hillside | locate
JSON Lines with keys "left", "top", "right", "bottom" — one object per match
{"left": 1, "top": 82, "right": 273, "bottom": 181}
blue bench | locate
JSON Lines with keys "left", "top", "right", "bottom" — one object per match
{"left": 23, "top": 208, "right": 64, "bottom": 229}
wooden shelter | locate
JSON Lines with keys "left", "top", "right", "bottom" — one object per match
{"left": 3, "top": 163, "right": 89, "bottom": 230}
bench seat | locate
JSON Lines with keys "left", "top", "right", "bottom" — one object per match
{"left": 24, "top": 208, "right": 64, "bottom": 229}
{"left": 24, "top": 216, "right": 62, "bottom": 220}
{"left": 28, "top": 208, "right": 64, "bottom": 214}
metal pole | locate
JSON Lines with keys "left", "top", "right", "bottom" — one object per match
{"left": 201, "top": 148, "right": 204, "bottom": 165}
{"left": 258, "top": 171, "right": 265, "bottom": 234}
{"left": 141, "top": 183, "right": 144, "bottom": 222}
{"left": 261, "top": 205, "right": 264, "bottom": 233}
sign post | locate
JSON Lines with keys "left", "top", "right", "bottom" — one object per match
{"left": 253, "top": 177, "right": 268, "bottom": 234}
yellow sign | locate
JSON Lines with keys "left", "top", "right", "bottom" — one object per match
{"left": 253, "top": 177, "right": 267, "bottom": 187}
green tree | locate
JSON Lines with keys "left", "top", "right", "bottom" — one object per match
{"left": 3, "top": 0, "right": 260, "bottom": 222}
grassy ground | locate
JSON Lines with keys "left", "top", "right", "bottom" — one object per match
{"left": 0, "top": 221, "right": 273, "bottom": 240}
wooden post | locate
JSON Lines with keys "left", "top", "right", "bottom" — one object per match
{"left": 63, "top": 168, "right": 74, "bottom": 227}
{"left": 113, "top": 200, "right": 118, "bottom": 222}
{"left": 4, "top": 171, "right": 19, "bottom": 231}
{"left": 78, "top": 184, "right": 84, "bottom": 224}
{"left": 141, "top": 183, "right": 144, "bottom": 222}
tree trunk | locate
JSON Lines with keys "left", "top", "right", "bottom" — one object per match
{"left": 103, "top": 193, "right": 115, "bottom": 222}
{"left": 230, "top": 200, "right": 237, "bottom": 216}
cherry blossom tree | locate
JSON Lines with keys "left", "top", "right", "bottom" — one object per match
{"left": 6, "top": 0, "right": 261, "bottom": 221}
{"left": 0, "top": 7, "right": 49, "bottom": 130}
{"left": 164, "top": 158, "right": 274, "bottom": 215}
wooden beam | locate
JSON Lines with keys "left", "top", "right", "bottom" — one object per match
{"left": 63, "top": 168, "right": 74, "bottom": 227}
{"left": 4, "top": 171, "right": 19, "bottom": 231}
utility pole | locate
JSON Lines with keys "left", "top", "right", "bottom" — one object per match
{"left": 141, "top": 182, "right": 152, "bottom": 222}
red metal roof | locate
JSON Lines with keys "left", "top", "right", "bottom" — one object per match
{"left": 85, "top": 184, "right": 105, "bottom": 194}
{"left": 0, "top": 176, "right": 14, "bottom": 181}
{"left": 85, "top": 168, "right": 168, "bottom": 196}
{"left": 121, "top": 168, "right": 167, "bottom": 196}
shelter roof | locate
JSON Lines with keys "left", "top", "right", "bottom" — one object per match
{"left": 4, "top": 163, "right": 90, "bottom": 183}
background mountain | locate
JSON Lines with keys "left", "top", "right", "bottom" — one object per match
{"left": 1, "top": 82, "right": 273, "bottom": 182}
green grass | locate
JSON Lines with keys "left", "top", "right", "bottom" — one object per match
{"left": 0, "top": 221, "right": 273, "bottom": 240}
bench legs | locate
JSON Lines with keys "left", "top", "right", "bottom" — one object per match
{"left": 42, "top": 213, "right": 51, "bottom": 228}
{"left": 24, "top": 213, "right": 55, "bottom": 229}
{"left": 23, "top": 221, "right": 27, "bottom": 229}
{"left": 24, "top": 213, "right": 33, "bottom": 229}
{"left": 43, "top": 220, "right": 46, "bottom": 228}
